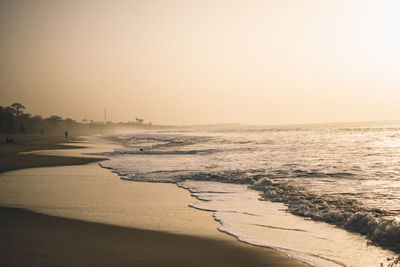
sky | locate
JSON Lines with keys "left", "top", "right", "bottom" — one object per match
{"left": 1, "top": 0, "right": 400, "bottom": 125}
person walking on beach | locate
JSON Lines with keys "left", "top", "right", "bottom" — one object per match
{"left": 65, "top": 130, "right": 68, "bottom": 140}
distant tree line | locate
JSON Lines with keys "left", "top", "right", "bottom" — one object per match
{"left": 0, "top": 103, "right": 78, "bottom": 134}
{"left": 0, "top": 103, "right": 155, "bottom": 135}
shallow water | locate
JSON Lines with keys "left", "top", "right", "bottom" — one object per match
{"left": 0, "top": 142, "right": 224, "bottom": 238}
{"left": 98, "top": 124, "right": 400, "bottom": 266}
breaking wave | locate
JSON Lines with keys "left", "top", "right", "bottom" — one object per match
{"left": 250, "top": 177, "right": 400, "bottom": 253}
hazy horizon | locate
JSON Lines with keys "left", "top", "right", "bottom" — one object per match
{"left": 1, "top": 0, "right": 400, "bottom": 125}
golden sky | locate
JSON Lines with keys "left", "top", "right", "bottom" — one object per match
{"left": 1, "top": 0, "right": 399, "bottom": 125}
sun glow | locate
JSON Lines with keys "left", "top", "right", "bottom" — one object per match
{"left": 1, "top": 0, "right": 400, "bottom": 124}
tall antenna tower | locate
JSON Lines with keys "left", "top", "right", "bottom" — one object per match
{"left": 104, "top": 108, "right": 107, "bottom": 123}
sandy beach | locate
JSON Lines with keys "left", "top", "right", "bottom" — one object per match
{"left": 0, "top": 135, "right": 309, "bottom": 266}
{"left": 3, "top": 1, "right": 400, "bottom": 265}
{"left": 0, "top": 134, "right": 106, "bottom": 173}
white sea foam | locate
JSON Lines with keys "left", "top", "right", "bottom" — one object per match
{"left": 178, "top": 180, "right": 396, "bottom": 267}
{"left": 97, "top": 125, "right": 400, "bottom": 266}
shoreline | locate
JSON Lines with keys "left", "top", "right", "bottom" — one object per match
{"left": 0, "top": 135, "right": 309, "bottom": 266}
{"left": 0, "top": 134, "right": 107, "bottom": 174}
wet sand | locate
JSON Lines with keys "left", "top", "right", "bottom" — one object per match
{"left": 0, "top": 206, "right": 310, "bottom": 267}
{"left": 0, "top": 134, "right": 106, "bottom": 173}
{"left": 0, "top": 137, "right": 309, "bottom": 266}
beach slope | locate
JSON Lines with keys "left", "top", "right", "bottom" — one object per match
{"left": 0, "top": 207, "right": 307, "bottom": 267}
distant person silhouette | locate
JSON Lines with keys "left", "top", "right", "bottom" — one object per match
{"left": 6, "top": 135, "right": 16, "bottom": 144}
{"left": 40, "top": 129, "right": 43, "bottom": 135}
{"left": 65, "top": 130, "right": 68, "bottom": 140}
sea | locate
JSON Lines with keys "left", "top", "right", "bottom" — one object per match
{"left": 96, "top": 123, "right": 400, "bottom": 267}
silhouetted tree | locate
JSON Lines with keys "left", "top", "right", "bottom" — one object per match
{"left": 45, "top": 115, "right": 63, "bottom": 128}
{"left": 31, "top": 115, "right": 43, "bottom": 124}
{"left": 0, "top": 106, "right": 17, "bottom": 133}
{"left": 63, "top": 118, "right": 76, "bottom": 129}
{"left": 19, "top": 113, "right": 31, "bottom": 133}
{"left": 10, "top": 103, "right": 25, "bottom": 120}
{"left": 64, "top": 118, "right": 75, "bottom": 124}
{"left": 135, "top": 118, "right": 144, "bottom": 125}
{"left": 9, "top": 103, "right": 26, "bottom": 133}
{"left": 0, "top": 106, "right": 5, "bottom": 133}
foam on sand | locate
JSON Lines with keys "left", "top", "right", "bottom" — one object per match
{"left": 178, "top": 180, "right": 397, "bottom": 267}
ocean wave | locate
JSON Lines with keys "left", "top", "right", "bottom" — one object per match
{"left": 180, "top": 170, "right": 400, "bottom": 253}
{"left": 263, "top": 169, "right": 356, "bottom": 179}
{"left": 179, "top": 170, "right": 262, "bottom": 184}
{"left": 101, "top": 148, "right": 220, "bottom": 156}
{"left": 100, "top": 151, "right": 400, "bottom": 254}
{"left": 101, "top": 128, "right": 400, "bottom": 260}
{"left": 250, "top": 178, "right": 400, "bottom": 253}
{"left": 166, "top": 167, "right": 400, "bottom": 253}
